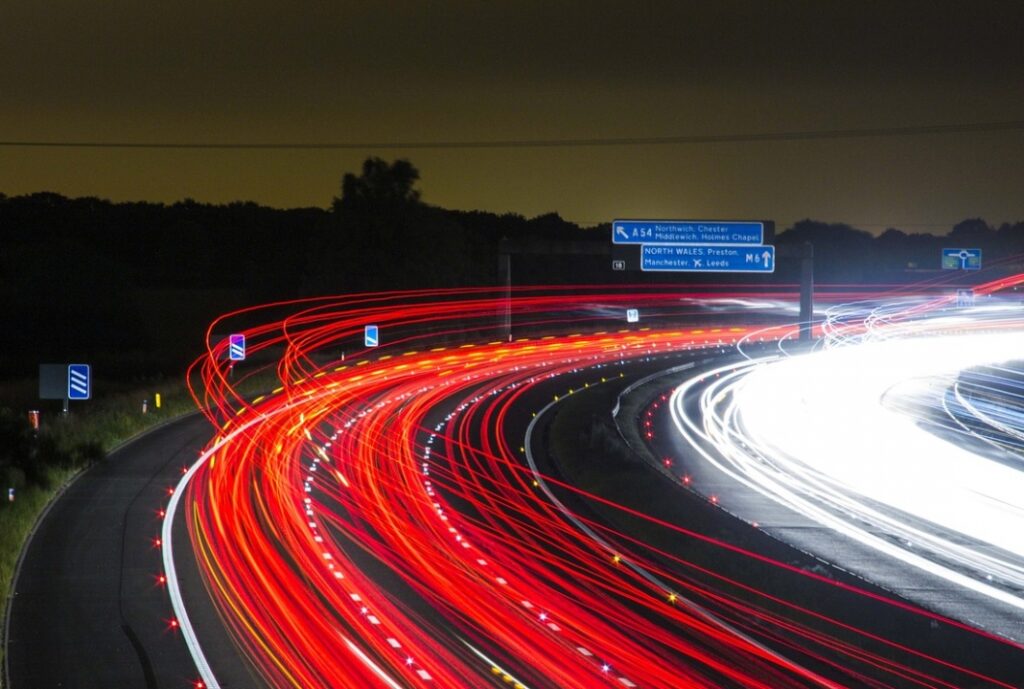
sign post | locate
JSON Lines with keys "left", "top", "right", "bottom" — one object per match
{"left": 40, "top": 363, "right": 91, "bottom": 414}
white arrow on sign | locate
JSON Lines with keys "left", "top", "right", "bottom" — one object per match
{"left": 762, "top": 250, "right": 771, "bottom": 268}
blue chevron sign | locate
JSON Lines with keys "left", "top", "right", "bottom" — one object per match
{"left": 229, "top": 334, "right": 246, "bottom": 361}
{"left": 67, "top": 364, "right": 91, "bottom": 400}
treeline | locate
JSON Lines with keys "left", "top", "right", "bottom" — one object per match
{"left": 2, "top": 158, "right": 1023, "bottom": 378}
{"left": 776, "top": 218, "right": 1024, "bottom": 283}
{"left": 1, "top": 162, "right": 590, "bottom": 376}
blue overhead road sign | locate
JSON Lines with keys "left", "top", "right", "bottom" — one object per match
{"left": 613, "top": 220, "right": 764, "bottom": 246}
{"left": 941, "top": 248, "right": 982, "bottom": 270}
{"left": 67, "top": 364, "right": 91, "bottom": 400}
{"left": 641, "top": 244, "right": 775, "bottom": 273}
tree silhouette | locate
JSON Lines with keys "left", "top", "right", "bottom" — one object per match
{"left": 332, "top": 157, "right": 421, "bottom": 212}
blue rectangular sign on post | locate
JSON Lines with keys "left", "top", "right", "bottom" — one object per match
{"left": 229, "top": 333, "right": 246, "bottom": 361}
{"left": 67, "top": 364, "right": 90, "bottom": 400}
{"left": 641, "top": 244, "right": 775, "bottom": 273}
{"left": 364, "top": 325, "right": 379, "bottom": 347}
{"left": 941, "top": 248, "right": 982, "bottom": 270}
{"left": 612, "top": 220, "right": 764, "bottom": 246}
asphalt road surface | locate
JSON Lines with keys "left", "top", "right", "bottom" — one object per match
{"left": 5, "top": 412, "right": 258, "bottom": 689}
{"left": 10, "top": 344, "right": 1023, "bottom": 689}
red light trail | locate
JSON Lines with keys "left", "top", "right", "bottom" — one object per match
{"left": 162, "top": 285, "right": 1021, "bottom": 688}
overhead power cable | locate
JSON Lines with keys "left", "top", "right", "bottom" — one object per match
{"left": 1, "top": 119, "right": 1023, "bottom": 151}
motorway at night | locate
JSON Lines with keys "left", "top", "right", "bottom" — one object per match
{"left": 143, "top": 286, "right": 1024, "bottom": 688}
{"left": 5, "top": 5, "right": 1024, "bottom": 686}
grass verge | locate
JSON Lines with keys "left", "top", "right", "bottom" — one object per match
{"left": 0, "top": 378, "right": 198, "bottom": 687}
{"left": 0, "top": 363, "right": 286, "bottom": 686}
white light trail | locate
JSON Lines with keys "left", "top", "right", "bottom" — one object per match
{"left": 671, "top": 301, "right": 1024, "bottom": 611}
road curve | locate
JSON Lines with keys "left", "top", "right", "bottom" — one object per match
{"left": 4, "top": 412, "right": 258, "bottom": 689}
{"left": 171, "top": 286, "right": 1024, "bottom": 689}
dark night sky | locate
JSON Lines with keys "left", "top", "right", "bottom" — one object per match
{"left": 3, "top": 1, "right": 1024, "bottom": 231}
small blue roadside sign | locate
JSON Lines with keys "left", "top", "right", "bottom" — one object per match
{"left": 229, "top": 333, "right": 246, "bottom": 361}
{"left": 641, "top": 244, "right": 775, "bottom": 273}
{"left": 941, "top": 248, "right": 982, "bottom": 270}
{"left": 956, "top": 289, "right": 975, "bottom": 307}
{"left": 67, "top": 364, "right": 91, "bottom": 400}
{"left": 613, "top": 220, "right": 764, "bottom": 246}
{"left": 364, "top": 325, "right": 379, "bottom": 347}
